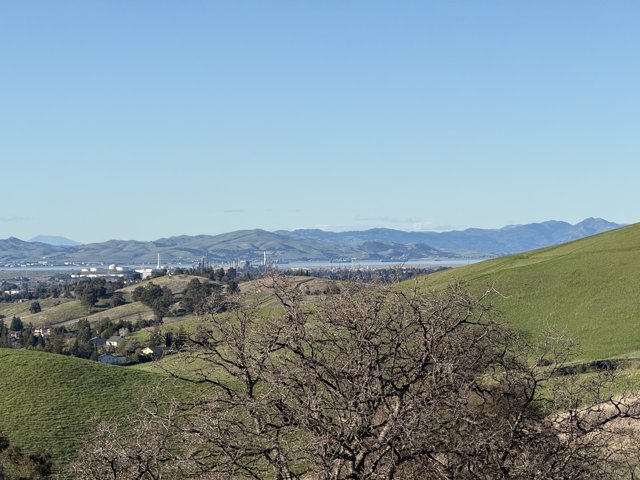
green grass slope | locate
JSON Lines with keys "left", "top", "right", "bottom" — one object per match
{"left": 14, "top": 300, "right": 153, "bottom": 328}
{"left": 119, "top": 274, "right": 214, "bottom": 296}
{"left": 19, "top": 300, "right": 89, "bottom": 326}
{"left": 81, "top": 302, "right": 153, "bottom": 325}
{"left": 11, "top": 275, "right": 201, "bottom": 327}
{"left": 0, "top": 349, "right": 196, "bottom": 468}
{"left": 413, "top": 223, "right": 640, "bottom": 361}
{"left": 0, "top": 298, "right": 74, "bottom": 321}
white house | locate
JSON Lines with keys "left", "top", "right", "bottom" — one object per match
{"left": 106, "top": 335, "right": 126, "bottom": 350}
{"left": 33, "top": 326, "right": 53, "bottom": 338}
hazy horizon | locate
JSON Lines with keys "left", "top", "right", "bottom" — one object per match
{"left": 5, "top": 216, "right": 621, "bottom": 245}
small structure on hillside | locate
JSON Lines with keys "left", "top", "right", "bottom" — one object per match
{"left": 33, "top": 326, "right": 53, "bottom": 338}
{"left": 91, "top": 336, "right": 107, "bottom": 348}
{"left": 106, "top": 335, "right": 126, "bottom": 350}
{"left": 135, "top": 268, "right": 154, "bottom": 280}
{"left": 141, "top": 345, "right": 165, "bottom": 359}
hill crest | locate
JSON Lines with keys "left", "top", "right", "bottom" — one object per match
{"left": 413, "top": 222, "right": 640, "bottom": 361}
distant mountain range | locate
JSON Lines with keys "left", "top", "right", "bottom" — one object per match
{"left": 0, "top": 218, "right": 624, "bottom": 265}
{"left": 30, "top": 235, "right": 81, "bottom": 247}
{"left": 278, "top": 217, "right": 622, "bottom": 257}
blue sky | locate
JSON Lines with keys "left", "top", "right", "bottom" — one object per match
{"left": 1, "top": 1, "right": 638, "bottom": 243}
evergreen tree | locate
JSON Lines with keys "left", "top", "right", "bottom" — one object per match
{"left": 9, "top": 317, "right": 23, "bottom": 332}
{"left": 0, "top": 320, "right": 9, "bottom": 348}
{"left": 109, "top": 291, "right": 126, "bottom": 308}
{"left": 29, "top": 301, "right": 41, "bottom": 314}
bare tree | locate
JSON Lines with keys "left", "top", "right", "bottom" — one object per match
{"left": 69, "top": 400, "right": 188, "bottom": 480}
{"left": 71, "top": 276, "right": 640, "bottom": 479}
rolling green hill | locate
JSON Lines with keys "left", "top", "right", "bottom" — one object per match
{"left": 0, "top": 297, "right": 75, "bottom": 322}
{"left": 413, "top": 223, "right": 640, "bottom": 361}
{"left": 18, "top": 300, "right": 91, "bottom": 327}
{"left": 119, "top": 273, "right": 208, "bottom": 296}
{"left": 0, "top": 349, "right": 198, "bottom": 469}
{"left": 7, "top": 275, "right": 203, "bottom": 328}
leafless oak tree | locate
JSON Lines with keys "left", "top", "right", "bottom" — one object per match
{"left": 71, "top": 276, "right": 640, "bottom": 479}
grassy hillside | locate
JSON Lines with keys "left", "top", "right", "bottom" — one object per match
{"left": 11, "top": 300, "right": 153, "bottom": 328}
{"left": 19, "top": 300, "right": 89, "bottom": 326}
{"left": 81, "top": 302, "right": 153, "bottom": 326}
{"left": 413, "top": 223, "right": 640, "bottom": 361}
{"left": 0, "top": 297, "right": 74, "bottom": 321}
{"left": 0, "top": 349, "right": 198, "bottom": 469}
{"left": 120, "top": 274, "right": 208, "bottom": 296}
{"left": 4, "top": 275, "right": 202, "bottom": 328}
{"left": 238, "top": 276, "right": 339, "bottom": 308}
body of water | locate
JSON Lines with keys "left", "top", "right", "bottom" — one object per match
{"left": 274, "top": 258, "right": 487, "bottom": 269}
{"left": 0, "top": 258, "right": 488, "bottom": 274}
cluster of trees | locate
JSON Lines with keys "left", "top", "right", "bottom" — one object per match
{"left": 0, "top": 316, "right": 50, "bottom": 349}
{"left": 174, "top": 263, "right": 243, "bottom": 290}
{"left": 25, "top": 281, "right": 73, "bottom": 301}
{"left": 0, "top": 314, "right": 156, "bottom": 361}
{"left": 62, "top": 319, "right": 95, "bottom": 359}
{"left": 0, "top": 318, "right": 10, "bottom": 348}
{"left": 148, "top": 324, "right": 189, "bottom": 351}
{"left": 181, "top": 278, "right": 221, "bottom": 315}
{"left": 0, "top": 278, "right": 99, "bottom": 304}
{"left": 93, "top": 317, "right": 152, "bottom": 340}
{"left": 301, "top": 281, "right": 341, "bottom": 296}
{"left": 74, "top": 281, "right": 104, "bottom": 313}
{"left": 284, "top": 266, "right": 449, "bottom": 284}
{"left": 68, "top": 318, "right": 181, "bottom": 363}
{"left": 0, "top": 280, "right": 32, "bottom": 303}
{"left": 180, "top": 278, "right": 237, "bottom": 315}
{"left": 132, "top": 283, "right": 175, "bottom": 322}
{"left": 71, "top": 277, "right": 640, "bottom": 479}
{"left": 133, "top": 278, "right": 240, "bottom": 322}
{"left": 75, "top": 278, "right": 127, "bottom": 313}
{"left": 63, "top": 317, "right": 155, "bottom": 360}
{"left": 1, "top": 276, "right": 131, "bottom": 310}
{"left": 0, "top": 432, "right": 51, "bottom": 479}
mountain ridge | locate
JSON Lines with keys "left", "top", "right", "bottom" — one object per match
{"left": 278, "top": 218, "right": 623, "bottom": 255}
{"left": 0, "top": 218, "right": 624, "bottom": 265}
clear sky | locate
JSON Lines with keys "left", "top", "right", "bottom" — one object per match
{"left": 1, "top": 1, "right": 638, "bottom": 243}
